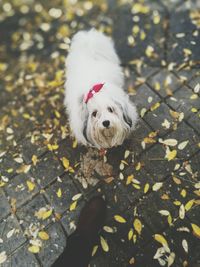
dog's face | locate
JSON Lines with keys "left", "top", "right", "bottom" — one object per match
{"left": 82, "top": 93, "right": 135, "bottom": 149}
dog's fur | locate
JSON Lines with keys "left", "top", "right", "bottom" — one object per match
{"left": 64, "top": 29, "right": 138, "bottom": 149}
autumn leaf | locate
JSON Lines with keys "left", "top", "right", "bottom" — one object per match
{"left": 100, "top": 236, "right": 109, "bottom": 252}
{"left": 191, "top": 223, "right": 200, "bottom": 239}
{"left": 128, "top": 228, "right": 134, "bottom": 240}
{"left": 133, "top": 218, "right": 142, "bottom": 235}
{"left": 185, "top": 199, "right": 194, "bottom": 211}
{"left": 165, "top": 148, "right": 177, "bottom": 161}
{"left": 92, "top": 245, "right": 98, "bottom": 256}
{"left": 35, "top": 208, "right": 52, "bottom": 220}
{"left": 38, "top": 231, "right": 49, "bottom": 240}
{"left": 28, "top": 245, "right": 40, "bottom": 254}
{"left": 114, "top": 215, "right": 126, "bottom": 223}
{"left": 152, "top": 182, "right": 163, "bottom": 191}
{"left": 56, "top": 188, "right": 62, "bottom": 198}
{"left": 31, "top": 155, "right": 38, "bottom": 166}
{"left": 26, "top": 180, "right": 36, "bottom": 192}
{"left": 144, "top": 183, "right": 150, "bottom": 193}
{"left": 154, "top": 234, "right": 168, "bottom": 247}
{"left": 70, "top": 201, "right": 77, "bottom": 211}
{"left": 126, "top": 175, "right": 134, "bottom": 185}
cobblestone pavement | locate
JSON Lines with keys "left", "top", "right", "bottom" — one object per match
{"left": 0, "top": 0, "right": 200, "bottom": 266}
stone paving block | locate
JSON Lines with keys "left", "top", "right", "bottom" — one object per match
{"left": 173, "top": 68, "right": 197, "bottom": 84}
{"left": 170, "top": 3, "right": 200, "bottom": 35}
{"left": 16, "top": 194, "right": 54, "bottom": 230}
{"left": 116, "top": 168, "right": 154, "bottom": 204}
{"left": 1, "top": 244, "right": 40, "bottom": 267}
{"left": 38, "top": 222, "right": 66, "bottom": 267}
{"left": 136, "top": 65, "right": 159, "bottom": 79}
{"left": 4, "top": 173, "right": 39, "bottom": 209}
{"left": 102, "top": 208, "right": 152, "bottom": 258}
{"left": 0, "top": 214, "right": 26, "bottom": 256}
{"left": 135, "top": 189, "right": 178, "bottom": 233}
{"left": 111, "top": 2, "right": 166, "bottom": 66}
{"left": 90, "top": 239, "right": 128, "bottom": 267}
{"left": 143, "top": 102, "right": 179, "bottom": 136}
{"left": 166, "top": 85, "right": 200, "bottom": 119}
{"left": 31, "top": 151, "right": 64, "bottom": 188}
{"left": 167, "top": 33, "right": 200, "bottom": 66}
{"left": 139, "top": 143, "right": 181, "bottom": 180}
{"left": 53, "top": 137, "right": 87, "bottom": 167}
{"left": 158, "top": 175, "right": 198, "bottom": 205}
{"left": 130, "top": 83, "right": 161, "bottom": 113}
{"left": 133, "top": 234, "right": 184, "bottom": 267}
{"left": 163, "top": 217, "right": 200, "bottom": 266}
{"left": 164, "top": 121, "right": 200, "bottom": 159}
{"left": 107, "top": 119, "right": 154, "bottom": 164}
{"left": 188, "top": 75, "right": 200, "bottom": 91}
{"left": 89, "top": 182, "right": 131, "bottom": 220}
{"left": 187, "top": 111, "right": 200, "bottom": 134}
{"left": 18, "top": 131, "right": 47, "bottom": 164}
{"left": 45, "top": 174, "right": 80, "bottom": 214}
{"left": 0, "top": 150, "right": 25, "bottom": 179}
{"left": 0, "top": 189, "right": 11, "bottom": 221}
{"left": 147, "top": 69, "right": 182, "bottom": 98}
{"left": 174, "top": 151, "right": 200, "bottom": 183}
{"left": 61, "top": 199, "right": 86, "bottom": 235}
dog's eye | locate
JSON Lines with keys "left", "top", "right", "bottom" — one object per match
{"left": 108, "top": 107, "right": 113, "bottom": 113}
{"left": 92, "top": 111, "right": 97, "bottom": 117}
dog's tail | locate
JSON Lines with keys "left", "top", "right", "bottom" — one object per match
{"left": 70, "top": 28, "right": 120, "bottom": 64}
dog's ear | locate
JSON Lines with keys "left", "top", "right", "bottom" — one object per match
{"left": 78, "top": 96, "right": 91, "bottom": 144}
{"left": 114, "top": 96, "right": 138, "bottom": 129}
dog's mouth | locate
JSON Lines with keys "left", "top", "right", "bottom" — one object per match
{"left": 102, "top": 128, "right": 115, "bottom": 138}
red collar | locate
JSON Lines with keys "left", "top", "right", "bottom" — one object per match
{"left": 84, "top": 83, "right": 104, "bottom": 104}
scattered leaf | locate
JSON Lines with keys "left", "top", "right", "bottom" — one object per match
{"left": 165, "top": 148, "right": 177, "bottom": 161}
{"left": 179, "top": 204, "right": 185, "bottom": 219}
{"left": 191, "top": 223, "right": 200, "bottom": 239}
{"left": 114, "top": 215, "right": 126, "bottom": 223}
{"left": 152, "top": 182, "right": 163, "bottom": 191}
{"left": 38, "top": 231, "right": 49, "bottom": 240}
{"left": 133, "top": 218, "right": 142, "bottom": 235}
{"left": 28, "top": 245, "right": 40, "bottom": 254}
{"left": 56, "top": 188, "right": 62, "bottom": 198}
{"left": 92, "top": 245, "right": 98, "bottom": 257}
{"left": 26, "top": 180, "right": 36, "bottom": 192}
{"left": 100, "top": 236, "right": 109, "bottom": 252}
{"left": 154, "top": 234, "right": 168, "bottom": 247}
{"left": 70, "top": 201, "right": 77, "bottom": 211}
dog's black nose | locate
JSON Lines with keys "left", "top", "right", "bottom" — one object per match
{"left": 102, "top": 120, "right": 110, "bottom": 128}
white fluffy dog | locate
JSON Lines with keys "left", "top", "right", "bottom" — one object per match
{"left": 64, "top": 29, "right": 138, "bottom": 149}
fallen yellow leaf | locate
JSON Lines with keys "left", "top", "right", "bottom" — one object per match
{"left": 92, "top": 245, "right": 98, "bottom": 257}
{"left": 35, "top": 208, "right": 52, "bottom": 220}
{"left": 128, "top": 229, "right": 134, "bottom": 240}
{"left": 61, "top": 157, "right": 70, "bottom": 169}
{"left": 126, "top": 175, "right": 134, "bottom": 185}
{"left": 26, "top": 181, "right": 36, "bottom": 192}
{"left": 144, "top": 183, "right": 150, "bottom": 193}
{"left": 38, "top": 231, "right": 49, "bottom": 240}
{"left": 154, "top": 234, "right": 168, "bottom": 247}
{"left": 100, "top": 236, "right": 109, "bottom": 252}
{"left": 185, "top": 199, "right": 194, "bottom": 211}
{"left": 133, "top": 218, "right": 142, "bottom": 235}
{"left": 56, "top": 188, "right": 62, "bottom": 198}
{"left": 165, "top": 149, "right": 177, "bottom": 161}
{"left": 28, "top": 245, "right": 40, "bottom": 254}
{"left": 191, "top": 223, "right": 200, "bottom": 239}
{"left": 70, "top": 201, "right": 77, "bottom": 211}
{"left": 31, "top": 155, "right": 38, "bottom": 166}
{"left": 114, "top": 215, "right": 126, "bottom": 223}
